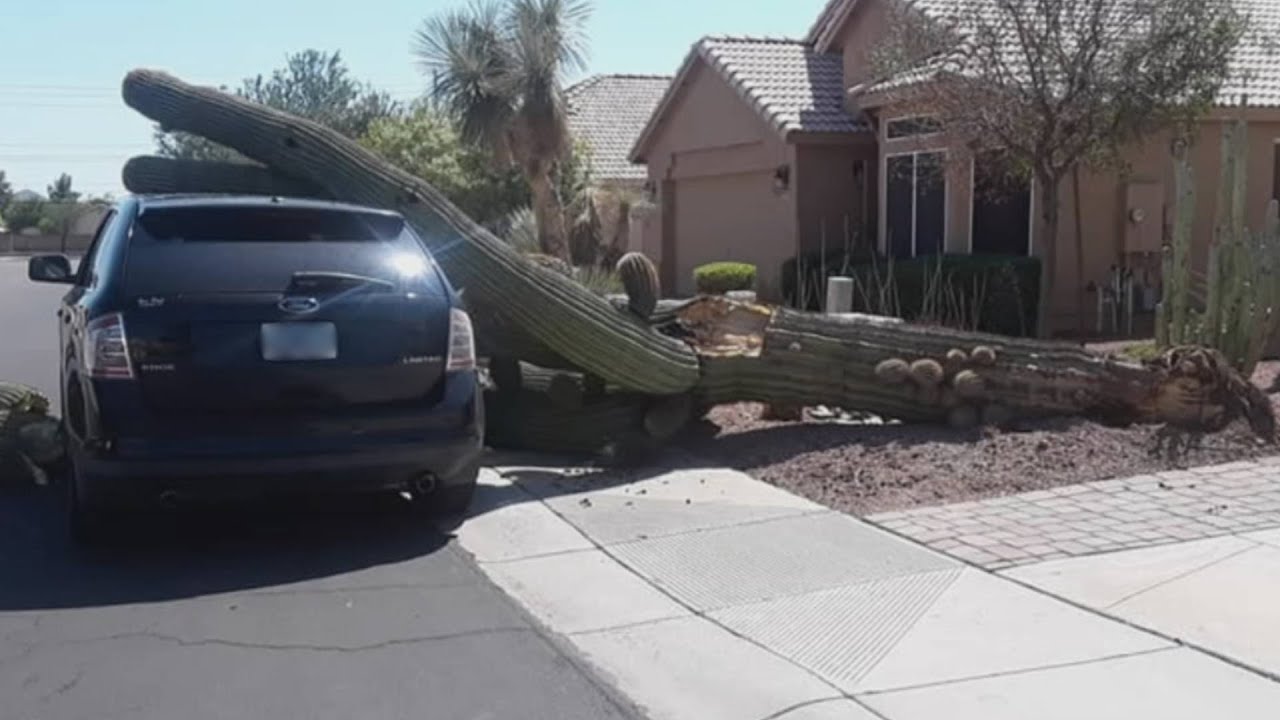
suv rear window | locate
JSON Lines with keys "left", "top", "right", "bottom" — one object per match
{"left": 125, "top": 205, "right": 432, "bottom": 296}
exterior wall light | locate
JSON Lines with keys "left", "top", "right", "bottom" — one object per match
{"left": 773, "top": 165, "right": 791, "bottom": 194}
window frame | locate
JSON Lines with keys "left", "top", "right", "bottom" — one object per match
{"left": 882, "top": 149, "right": 950, "bottom": 258}
{"left": 885, "top": 115, "right": 944, "bottom": 141}
{"left": 75, "top": 209, "right": 117, "bottom": 288}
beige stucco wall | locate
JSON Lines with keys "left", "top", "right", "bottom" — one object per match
{"left": 830, "top": 0, "right": 892, "bottom": 93}
{"left": 794, "top": 141, "right": 879, "bottom": 254}
{"left": 641, "top": 60, "right": 797, "bottom": 298}
{"left": 1035, "top": 117, "right": 1280, "bottom": 331}
{"left": 672, "top": 171, "right": 796, "bottom": 297}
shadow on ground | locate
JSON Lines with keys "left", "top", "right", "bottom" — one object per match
{"left": 0, "top": 483, "right": 449, "bottom": 611}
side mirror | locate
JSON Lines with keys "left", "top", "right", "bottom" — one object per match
{"left": 28, "top": 255, "right": 75, "bottom": 284}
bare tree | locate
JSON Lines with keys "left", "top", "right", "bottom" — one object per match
{"left": 870, "top": 0, "right": 1245, "bottom": 336}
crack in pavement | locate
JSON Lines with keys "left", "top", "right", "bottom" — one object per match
{"left": 1101, "top": 542, "right": 1259, "bottom": 610}
{"left": 41, "top": 666, "right": 85, "bottom": 703}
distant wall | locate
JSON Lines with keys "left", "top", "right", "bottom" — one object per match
{"left": 0, "top": 234, "right": 94, "bottom": 255}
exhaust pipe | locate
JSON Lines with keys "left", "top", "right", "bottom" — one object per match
{"left": 410, "top": 473, "right": 438, "bottom": 497}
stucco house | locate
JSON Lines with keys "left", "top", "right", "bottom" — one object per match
{"left": 632, "top": 0, "right": 1280, "bottom": 332}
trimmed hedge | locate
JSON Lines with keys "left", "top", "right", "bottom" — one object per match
{"left": 695, "top": 262, "right": 757, "bottom": 294}
{"left": 788, "top": 253, "right": 1041, "bottom": 337}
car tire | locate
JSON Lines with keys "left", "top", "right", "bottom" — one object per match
{"left": 68, "top": 460, "right": 112, "bottom": 547}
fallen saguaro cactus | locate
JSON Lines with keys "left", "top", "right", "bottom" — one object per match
{"left": 123, "top": 155, "right": 331, "bottom": 199}
{"left": 117, "top": 69, "right": 1276, "bottom": 455}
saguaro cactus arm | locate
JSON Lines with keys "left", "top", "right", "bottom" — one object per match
{"left": 123, "top": 155, "right": 330, "bottom": 199}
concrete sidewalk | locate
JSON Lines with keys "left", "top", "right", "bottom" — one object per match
{"left": 447, "top": 465, "right": 1280, "bottom": 719}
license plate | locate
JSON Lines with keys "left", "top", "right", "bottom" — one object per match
{"left": 261, "top": 322, "right": 338, "bottom": 361}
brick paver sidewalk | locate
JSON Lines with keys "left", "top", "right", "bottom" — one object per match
{"left": 870, "top": 457, "right": 1280, "bottom": 569}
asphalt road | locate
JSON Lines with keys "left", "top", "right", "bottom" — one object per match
{"left": 0, "top": 256, "right": 641, "bottom": 720}
{"left": 0, "top": 256, "right": 66, "bottom": 403}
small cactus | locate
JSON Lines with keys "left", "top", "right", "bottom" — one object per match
{"left": 875, "top": 358, "right": 911, "bottom": 384}
{"left": 952, "top": 370, "right": 985, "bottom": 399}
{"left": 909, "top": 359, "right": 945, "bottom": 387}
{"left": 616, "top": 252, "right": 660, "bottom": 318}
{"left": 970, "top": 346, "right": 997, "bottom": 366}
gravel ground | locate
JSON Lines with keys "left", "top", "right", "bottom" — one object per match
{"left": 665, "top": 361, "right": 1280, "bottom": 516}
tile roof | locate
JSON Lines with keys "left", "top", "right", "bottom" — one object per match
{"left": 566, "top": 74, "right": 671, "bottom": 182}
{"left": 852, "top": 0, "right": 1280, "bottom": 109}
{"left": 632, "top": 36, "right": 867, "bottom": 161}
{"left": 1223, "top": 0, "right": 1280, "bottom": 107}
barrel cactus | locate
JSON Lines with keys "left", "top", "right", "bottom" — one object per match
{"left": 616, "top": 252, "right": 660, "bottom": 318}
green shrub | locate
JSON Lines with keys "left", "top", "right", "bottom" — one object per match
{"left": 694, "top": 262, "right": 757, "bottom": 294}
{"left": 574, "top": 265, "right": 624, "bottom": 296}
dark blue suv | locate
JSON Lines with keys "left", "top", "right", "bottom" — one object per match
{"left": 28, "top": 195, "right": 484, "bottom": 543}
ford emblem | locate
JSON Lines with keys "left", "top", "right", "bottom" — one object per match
{"left": 279, "top": 296, "right": 321, "bottom": 315}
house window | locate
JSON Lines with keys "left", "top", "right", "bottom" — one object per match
{"left": 886, "top": 152, "right": 946, "bottom": 259}
{"left": 887, "top": 116, "right": 943, "bottom": 140}
{"left": 971, "top": 153, "right": 1032, "bottom": 256}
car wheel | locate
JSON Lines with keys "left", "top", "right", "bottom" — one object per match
{"left": 68, "top": 459, "right": 111, "bottom": 547}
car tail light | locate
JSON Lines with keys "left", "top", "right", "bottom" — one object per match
{"left": 446, "top": 308, "right": 476, "bottom": 373}
{"left": 85, "top": 313, "right": 135, "bottom": 380}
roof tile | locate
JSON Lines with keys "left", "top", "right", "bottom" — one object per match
{"left": 698, "top": 36, "right": 866, "bottom": 135}
{"left": 857, "top": 0, "right": 1280, "bottom": 108}
{"left": 566, "top": 74, "right": 671, "bottom": 182}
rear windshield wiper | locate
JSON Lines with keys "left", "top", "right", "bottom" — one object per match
{"left": 286, "top": 271, "right": 396, "bottom": 295}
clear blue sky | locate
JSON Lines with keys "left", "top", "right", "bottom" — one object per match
{"left": 0, "top": 0, "right": 828, "bottom": 198}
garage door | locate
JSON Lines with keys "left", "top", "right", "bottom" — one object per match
{"left": 674, "top": 171, "right": 790, "bottom": 296}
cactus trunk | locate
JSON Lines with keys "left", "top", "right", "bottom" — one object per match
{"left": 1159, "top": 106, "right": 1280, "bottom": 376}
{"left": 1168, "top": 142, "right": 1194, "bottom": 345}
{"left": 123, "top": 155, "right": 329, "bottom": 199}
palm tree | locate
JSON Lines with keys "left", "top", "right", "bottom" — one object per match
{"left": 415, "top": 0, "right": 591, "bottom": 261}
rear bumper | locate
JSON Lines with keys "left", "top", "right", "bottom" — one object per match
{"left": 76, "top": 372, "right": 483, "bottom": 505}
{"left": 76, "top": 433, "right": 482, "bottom": 505}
